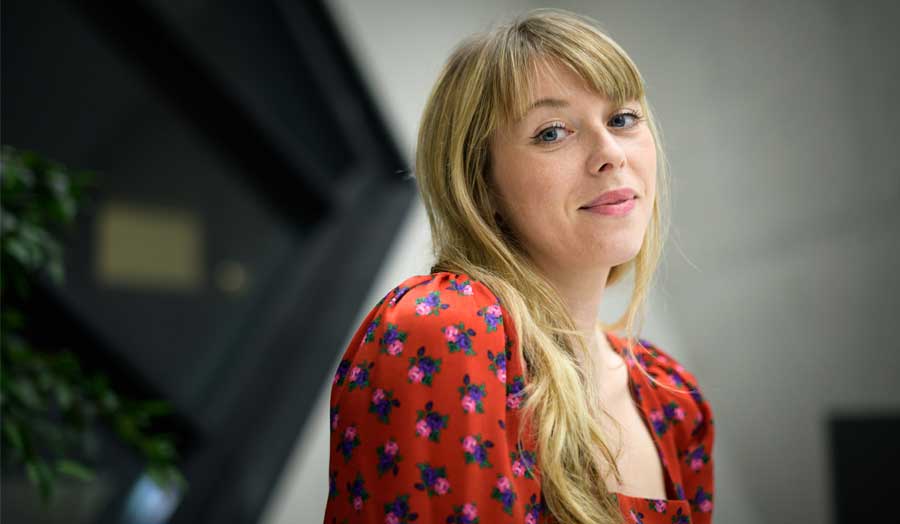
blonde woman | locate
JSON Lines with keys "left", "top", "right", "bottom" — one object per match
{"left": 324, "top": 8, "right": 714, "bottom": 524}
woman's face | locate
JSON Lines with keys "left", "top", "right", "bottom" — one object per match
{"left": 488, "top": 61, "right": 657, "bottom": 276}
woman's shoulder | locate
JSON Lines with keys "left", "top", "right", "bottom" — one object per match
{"left": 375, "top": 271, "right": 502, "bottom": 314}
{"left": 611, "top": 333, "right": 714, "bottom": 442}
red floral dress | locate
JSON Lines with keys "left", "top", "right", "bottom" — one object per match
{"left": 323, "top": 272, "right": 715, "bottom": 524}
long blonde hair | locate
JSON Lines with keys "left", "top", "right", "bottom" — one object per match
{"left": 414, "top": 8, "right": 671, "bottom": 524}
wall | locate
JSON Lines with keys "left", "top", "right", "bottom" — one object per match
{"left": 261, "top": 1, "right": 900, "bottom": 523}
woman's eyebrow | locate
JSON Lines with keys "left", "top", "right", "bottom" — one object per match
{"left": 524, "top": 97, "right": 569, "bottom": 115}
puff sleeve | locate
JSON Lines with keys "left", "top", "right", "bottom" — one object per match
{"left": 323, "top": 273, "right": 542, "bottom": 524}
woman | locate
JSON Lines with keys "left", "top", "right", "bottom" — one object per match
{"left": 324, "top": 8, "right": 714, "bottom": 524}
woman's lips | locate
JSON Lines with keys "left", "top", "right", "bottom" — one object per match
{"left": 579, "top": 197, "right": 636, "bottom": 216}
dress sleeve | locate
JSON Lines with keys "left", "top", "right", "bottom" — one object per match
{"left": 323, "top": 274, "right": 540, "bottom": 524}
{"left": 673, "top": 365, "right": 715, "bottom": 522}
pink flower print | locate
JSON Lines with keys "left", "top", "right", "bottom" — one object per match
{"left": 353, "top": 495, "right": 363, "bottom": 511}
{"left": 461, "top": 395, "right": 476, "bottom": 413}
{"left": 408, "top": 365, "right": 424, "bottom": 383}
{"left": 654, "top": 500, "right": 667, "bottom": 512}
{"left": 674, "top": 407, "right": 686, "bottom": 421}
{"left": 496, "top": 475, "right": 511, "bottom": 492}
{"left": 443, "top": 325, "right": 459, "bottom": 341}
{"left": 496, "top": 367, "right": 506, "bottom": 383}
{"left": 415, "top": 302, "right": 432, "bottom": 316}
{"left": 507, "top": 395, "right": 521, "bottom": 409}
{"left": 525, "top": 512, "right": 537, "bottom": 524}
{"left": 463, "top": 503, "right": 478, "bottom": 520}
{"left": 385, "top": 512, "right": 399, "bottom": 524}
{"left": 331, "top": 413, "right": 339, "bottom": 430}
{"left": 462, "top": 284, "right": 473, "bottom": 295}
{"left": 462, "top": 435, "right": 478, "bottom": 453}
{"left": 487, "top": 304, "right": 502, "bottom": 317}
{"left": 649, "top": 409, "right": 663, "bottom": 423}
{"left": 434, "top": 477, "right": 450, "bottom": 495}
{"left": 372, "top": 388, "right": 386, "bottom": 403}
{"left": 700, "top": 500, "right": 713, "bottom": 512}
{"left": 416, "top": 419, "right": 432, "bottom": 437}
{"left": 384, "top": 440, "right": 399, "bottom": 456}
{"left": 512, "top": 460, "right": 525, "bottom": 477}
{"left": 349, "top": 366, "right": 361, "bottom": 382}
{"left": 387, "top": 339, "right": 404, "bottom": 356}
{"left": 691, "top": 457, "right": 704, "bottom": 472}
{"left": 344, "top": 425, "right": 357, "bottom": 440}
{"left": 657, "top": 354, "right": 669, "bottom": 364}
{"left": 675, "top": 363, "right": 685, "bottom": 373}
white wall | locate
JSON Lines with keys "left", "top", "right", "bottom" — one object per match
{"left": 261, "top": 2, "right": 900, "bottom": 523}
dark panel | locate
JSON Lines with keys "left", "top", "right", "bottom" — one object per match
{"left": 1, "top": 0, "right": 415, "bottom": 523}
{"left": 829, "top": 413, "right": 900, "bottom": 523}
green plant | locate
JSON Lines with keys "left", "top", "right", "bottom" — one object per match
{"left": 1, "top": 145, "right": 187, "bottom": 504}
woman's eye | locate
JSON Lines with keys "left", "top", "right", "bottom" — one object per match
{"left": 533, "top": 123, "right": 571, "bottom": 144}
{"left": 610, "top": 110, "right": 642, "bottom": 128}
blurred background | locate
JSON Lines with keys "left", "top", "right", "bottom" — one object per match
{"left": 1, "top": 1, "right": 898, "bottom": 523}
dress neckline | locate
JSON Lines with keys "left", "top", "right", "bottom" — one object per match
{"left": 601, "top": 330, "right": 687, "bottom": 505}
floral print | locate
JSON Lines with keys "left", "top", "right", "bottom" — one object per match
{"left": 415, "top": 401, "right": 448, "bottom": 443}
{"left": 461, "top": 434, "right": 494, "bottom": 468}
{"left": 324, "top": 272, "right": 715, "bottom": 523}
{"left": 407, "top": 346, "right": 442, "bottom": 386}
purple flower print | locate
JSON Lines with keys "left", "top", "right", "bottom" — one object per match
{"left": 346, "top": 472, "right": 369, "bottom": 512}
{"left": 506, "top": 376, "right": 526, "bottom": 410}
{"left": 330, "top": 406, "right": 339, "bottom": 432}
{"left": 383, "top": 494, "right": 418, "bottom": 524}
{"left": 690, "top": 386, "right": 704, "bottom": 405}
{"left": 376, "top": 439, "right": 403, "bottom": 477}
{"left": 458, "top": 374, "right": 488, "bottom": 413}
{"left": 380, "top": 323, "right": 408, "bottom": 356}
{"left": 443, "top": 322, "right": 478, "bottom": 356}
{"left": 675, "top": 483, "right": 685, "bottom": 500}
{"left": 690, "top": 486, "right": 714, "bottom": 513}
{"left": 490, "top": 475, "right": 517, "bottom": 515}
{"left": 364, "top": 315, "right": 381, "bottom": 343}
{"left": 388, "top": 286, "right": 410, "bottom": 307}
{"left": 461, "top": 434, "right": 494, "bottom": 468}
{"left": 328, "top": 470, "right": 338, "bottom": 500}
{"left": 628, "top": 508, "right": 645, "bottom": 523}
{"left": 348, "top": 360, "right": 374, "bottom": 391}
{"left": 649, "top": 408, "right": 668, "bottom": 436}
{"left": 667, "top": 368, "right": 685, "bottom": 388}
{"left": 337, "top": 424, "right": 361, "bottom": 462}
{"left": 447, "top": 502, "right": 480, "bottom": 524}
{"left": 414, "top": 462, "right": 451, "bottom": 496}
{"left": 524, "top": 494, "right": 543, "bottom": 524}
{"left": 476, "top": 303, "right": 504, "bottom": 333}
{"left": 369, "top": 388, "right": 401, "bottom": 423}
{"left": 487, "top": 350, "right": 508, "bottom": 383}
{"left": 670, "top": 507, "right": 690, "bottom": 524}
{"left": 684, "top": 444, "right": 710, "bottom": 473}
{"left": 510, "top": 449, "right": 536, "bottom": 479}
{"left": 408, "top": 346, "right": 442, "bottom": 386}
{"left": 446, "top": 278, "right": 474, "bottom": 296}
{"left": 414, "top": 291, "right": 450, "bottom": 316}
{"left": 415, "top": 401, "right": 449, "bottom": 442}
{"left": 333, "top": 359, "right": 351, "bottom": 386}
{"left": 632, "top": 382, "right": 644, "bottom": 403}
{"left": 663, "top": 401, "right": 686, "bottom": 424}
{"left": 649, "top": 499, "right": 667, "bottom": 513}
